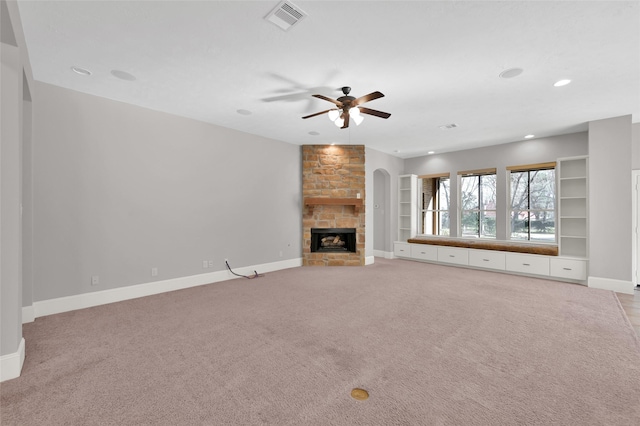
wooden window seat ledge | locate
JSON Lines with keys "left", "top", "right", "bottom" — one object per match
{"left": 406, "top": 236, "right": 558, "bottom": 256}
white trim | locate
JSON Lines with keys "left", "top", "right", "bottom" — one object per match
{"left": 365, "top": 255, "right": 375, "bottom": 265}
{"left": 588, "top": 276, "right": 635, "bottom": 294}
{"left": 1, "top": 338, "right": 25, "bottom": 382}
{"left": 373, "top": 250, "right": 394, "bottom": 259}
{"left": 22, "top": 305, "right": 35, "bottom": 324}
{"left": 633, "top": 170, "right": 639, "bottom": 286}
{"left": 30, "top": 258, "right": 302, "bottom": 320}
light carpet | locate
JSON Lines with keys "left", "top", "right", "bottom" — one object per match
{"left": 2, "top": 258, "right": 639, "bottom": 425}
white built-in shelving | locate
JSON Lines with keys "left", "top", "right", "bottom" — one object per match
{"left": 398, "top": 174, "right": 418, "bottom": 242}
{"left": 558, "top": 156, "right": 588, "bottom": 258}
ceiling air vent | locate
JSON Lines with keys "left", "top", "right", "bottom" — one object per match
{"left": 265, "top": 1, "right": 307, "bottom": 31}
{"left": 439, "top": 123, "right": 458, "bottom": 130}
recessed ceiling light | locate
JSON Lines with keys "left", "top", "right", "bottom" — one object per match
{"left": 499, "top": 68, "right": 524, "bottom": 79}
{"left": 236, "top": 109, "right": 252, "bottom": 116}
{"left": 428, "top": 151, "right": 435, "bottom": 154}
{"left": 71, "top": 66, "right": 91, "bottom": 76}
{"left": 553, "top": 79, "right": 571, "bottom": 87}
{"left": 308, "top": 131, "right": 319, "bottom": 136}
{"left": 524, "top": 134, "right": 535, "bottom": 139}
{"left": 110, "top": 70, "right": 136, "bottom": 81}
{"left": 394, "top": 150, "right": 400, "bottom": 153}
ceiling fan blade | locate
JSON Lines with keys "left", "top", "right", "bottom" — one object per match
{"left": 302, "top": 108, "right": 337, "bottom": 119}
{"left": 312, "top": 94, "right": 342, "bottom": 107}
{"left": 359, "top": 107, "right": 391, "bottom": 119}
{"left": 354, "top": 91, "right": 384, "bottom": 106}
{"left": 342, "top": 111, "right": 350, "bottom": 128}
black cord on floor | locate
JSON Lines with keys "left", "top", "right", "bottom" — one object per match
{"left": 225, "top": 260, "right": 263, "bottom": 279}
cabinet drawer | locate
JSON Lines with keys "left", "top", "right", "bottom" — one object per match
{"left": 468, "top": 249, "right": 506, "bottom": 270}
{"left": 410, "top": 244, "right": 438, "bottom": 261}
{"left": 550, "top": 258, "right": 587, "bottom": 280}
{"left": 437, "top": 247, "right": 469, "bottom": 266}
{"left": 394, "top": 242, "right": 411, "bottom": 258}
{"left": 505, "top": 253, "right": 549, "bottom": 276}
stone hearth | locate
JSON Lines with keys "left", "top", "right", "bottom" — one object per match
{"left": 302, "top": 145, "right": 365, "bottom": 266}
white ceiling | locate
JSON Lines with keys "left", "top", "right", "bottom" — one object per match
{"left": 17, "top": 0, "right": 640, "bottom": 158}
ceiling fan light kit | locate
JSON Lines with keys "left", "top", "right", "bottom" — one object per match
{"left": 302, "top": 86, "right": 391, "bottom": 129}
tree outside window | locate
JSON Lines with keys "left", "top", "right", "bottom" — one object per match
{"left": 509, "top": 167, "right": 556, "bottom": 242}
{"left": 460, "top": 171, "right": 497, "bottom": 238}
{"left": 420, "top": 176, "right": 450, "bottom": 236}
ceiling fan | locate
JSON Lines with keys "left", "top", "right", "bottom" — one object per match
{"left": 302, "top": 86, "right": 391, "bottom": 129}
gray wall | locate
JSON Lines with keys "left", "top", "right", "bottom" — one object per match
{"left": 366, "top": 147, "right": 405, "bottom": 256}
{"left": 404, "top": 133, "right": 588, "bottom": 240}
{"left": 32, "top": 82, "right": 302, "bottom": 302}
{"left": 633, "top": 122, "right": 640, "bottom": 170}
{"left": 1, "top": 40, "right": 23, "bottom": 357}
{"left": 1, "top": 0, "right": 34, "bottom": 360}
{"left": 589, "top": 115, "right": 633, "bottom": 282}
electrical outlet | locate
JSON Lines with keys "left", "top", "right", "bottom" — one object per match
{"left": 91, "top": 275, "right": 99, "bottom": 286}
{"left": 208, "top": 260, "right": 214, "bottom": 268}
{"left": 203, "top": 260, "right": 209, "bottom": 268}
{"left": 279, "top": 250, "right": 283, "bottom": 257}
{"left": 151, "top": 267, "right": 158, "bottom": 277}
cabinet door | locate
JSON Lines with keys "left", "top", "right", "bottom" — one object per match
{"left": 410, "top": 244, "right": 438, "bottom": 261}
{"left": 394, "top": 242, "right": 411, "bottom": 258}
{"left": 550, "top": 258, "right": 587, "bottom": 280}
{"left": 505, "top": 253, "right": 550, "bottom": 275}
{"left": 437, "top": 247, "right": 469, "bottom": 266}
{"left": 468, "top": 249, "right": 506, "bottom": 271}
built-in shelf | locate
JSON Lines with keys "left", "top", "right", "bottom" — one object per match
{"left": 304, "top": 197, "right": 363, "bottom": 213}
{"left": 398, "top": 175, "right": 418, "bottom": 241}
{"left": 558, "top": 156, "right": 588, "bottom": 258}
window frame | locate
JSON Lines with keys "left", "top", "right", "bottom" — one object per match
{"left": 418, "top": 173, "right": 451, "bottom": 237}
{"left": 458, "top": 168, "right": 497, "bottom": 239}
{"left": 507, "top": 162, "right": 557, "bottom": 243}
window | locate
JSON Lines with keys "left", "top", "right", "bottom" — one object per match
{"left": 419, "top": 174, "right": 450, "bottom": 236}
{"left": 459, "top": 169, "right": 497, "bottom": 238}
{"left": 508, "top": 163, "right": 556, "bottom": 242}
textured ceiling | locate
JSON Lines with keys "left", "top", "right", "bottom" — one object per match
{"left": 17, "top": 0, "right": 640, "bottom": 158}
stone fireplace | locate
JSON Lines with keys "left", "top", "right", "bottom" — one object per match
{"left": 302, "top": 145, "right": 365, "bottom": 266}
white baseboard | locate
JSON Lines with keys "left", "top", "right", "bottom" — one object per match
{"left": 365, "top": 255, "right": 375, "bottom": 265}
{"left": 24, "top": 258, "right": 302, "bottom": 321}
{"left": 588, "top": 276, "right": 635, "bottom": 294}
{"left": 22, "top": 305, "right": 35, "bottom": 324}
{"left": 1, "top": 338, "right": 25, "bottom": 382}
{"left": 373, "top": 250, "right": 394, "bottom": 259}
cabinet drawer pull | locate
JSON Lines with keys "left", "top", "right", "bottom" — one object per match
{"left": 420, "top": 252, "right": 426, "bottom": 255}
{"left": 522, "top": 263, "right": 530, "bottom": 266}
{"left": 483, "top": 259, "right": 490, "bottom": 262}
{"left": 563, "top": 267, "right": 572, "bottom": 271}
{"left": 449, "top": 255, "right": 455, "bottom": 258}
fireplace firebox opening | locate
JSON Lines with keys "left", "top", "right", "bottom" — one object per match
{"left": 311, "top": 228, "right": 357, "bottom": 253}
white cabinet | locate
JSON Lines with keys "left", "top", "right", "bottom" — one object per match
{"left": 398, "top": 174, "right": 418, "bottom": 242}
{"left": 410, "top": 244, "right": 438, "bottom": 261}
{"left": 437, "top": 246, "right": 469, "bottom": 266}
{"left": 505, "top": 253, "right": 550, "bottom": 276}
{"left": 468, "top": 249, "right": 506, "bottom": 270}
{"left": 558, "top": 157, "right": 588, "bottom": 258}
{"left": 394, "top": 240, "right": 586, "bottom": 282}
{"left": 550, "top": 258, "right": 587, "bottom": 280}
{"left": 394, "top": 242, "right": 411, "bottom": 258}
